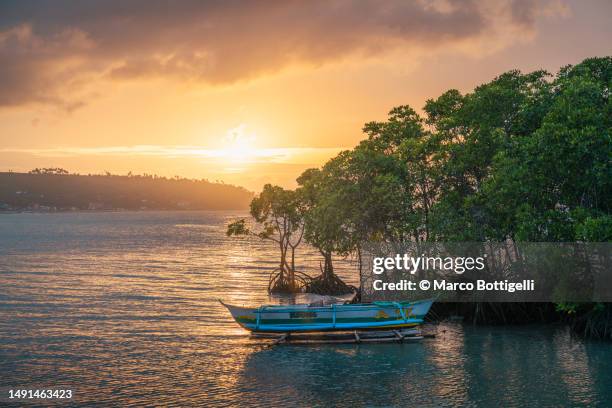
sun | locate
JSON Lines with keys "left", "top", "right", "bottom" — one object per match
{"left": 221, "top": 124, "right": 257, "bottom": 162}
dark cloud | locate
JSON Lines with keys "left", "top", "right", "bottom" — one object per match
{"left": 508, "top": 0, "right": 539, "bottom": 26}
{"left": 0, "top": 0, "right": 563, "bottom": 109}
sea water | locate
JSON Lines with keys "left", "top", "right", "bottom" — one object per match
{"left": 1, "top": 212, "right": 611, "bottom": 406}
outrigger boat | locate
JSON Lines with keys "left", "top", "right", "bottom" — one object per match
{"left": 220, "top": 298, "right": 434, "bottom": 333}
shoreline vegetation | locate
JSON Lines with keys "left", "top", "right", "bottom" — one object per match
{"left": 0, "top": 169, "right": 253, "bottom": 212}
{"left": 228, "top": 57, "right": 611, "bottom": 339}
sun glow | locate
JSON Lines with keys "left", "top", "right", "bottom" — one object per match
{"left": 220, "top": 124, "right": 257, "bottom": 162}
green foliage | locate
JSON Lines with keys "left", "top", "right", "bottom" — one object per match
{"left": 250, "top": 184, "right": 302, "bottom": 241}
{"left": 226, "top": 219, "right": 249, "bottom": 237}
{"left": 555, "top": 302, "right": 578, "bottom": 315}
{"left": 236, "top": 57, "right": 612, "bottom": 297}
{"left": 478, "top": 58, "right": 611, "bottom": 241}
{"left": 556, "top": 302, "right": 606, "bottom": 316}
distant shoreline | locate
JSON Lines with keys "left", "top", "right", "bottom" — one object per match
{"left": 0, "top": 208, "right": 249, "bottom": 214}
{"left": 0, "top": 171, "right": 253, "bottom": 212}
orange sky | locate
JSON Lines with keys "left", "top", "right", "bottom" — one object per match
{"left": 0, "top": 0, "right": 610, "bottom": 191}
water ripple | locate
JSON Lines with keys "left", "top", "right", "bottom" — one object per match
{"left": 0, "top": 211, "right": 610, "bottom": 407}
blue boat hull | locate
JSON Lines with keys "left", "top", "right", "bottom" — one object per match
{"left": 221, "top": 298, "right": 434, "bottom": 333}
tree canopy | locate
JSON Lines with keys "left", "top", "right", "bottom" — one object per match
{"left": 228, "top": 57, "right": 611, "bottom": 298}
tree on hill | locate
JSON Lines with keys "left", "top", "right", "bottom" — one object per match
{"left": 0, "top": 171, "right": 252, "bottom": 210}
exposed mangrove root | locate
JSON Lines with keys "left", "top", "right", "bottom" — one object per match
{"left": 431, "top": 302, "right": 559, "bottom": 325}
{"left": 267, "top": 263, "right": 357, "bottom": 296}
{"left": 431, "top": 302, "right": 612, "bottom": 341}
{"left": 268, "top": 268, "right": 312, "bottom": 293}
{"left": 303, "top": 272, "right": 356, "bottom": 296}
{"left": 568, "top": 304, "right": 612, "bottom": 340}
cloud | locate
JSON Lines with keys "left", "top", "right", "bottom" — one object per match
{"left": 0, "top": 0, "right": 569, "bottom": 110}
{"left": 0, "top": 144, "right": 347, "bottom": 164}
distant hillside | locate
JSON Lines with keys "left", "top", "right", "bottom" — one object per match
{"left": 0, "top": 171, "right": 253, "bottom": 211}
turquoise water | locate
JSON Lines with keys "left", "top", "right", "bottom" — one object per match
{"left": 1, "top": 212, "right": 611, "bottom": 407}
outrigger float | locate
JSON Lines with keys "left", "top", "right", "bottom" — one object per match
{"left": 220, "top": 298, "right": 435, "bottom": 344}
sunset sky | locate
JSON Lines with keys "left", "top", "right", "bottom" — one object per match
{"left": 0, "top": 0, "right": 610, "bottom": 191}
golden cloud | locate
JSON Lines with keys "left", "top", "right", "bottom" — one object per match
{"left": 0, "top": 0, "right": 569, "bottom": 110}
